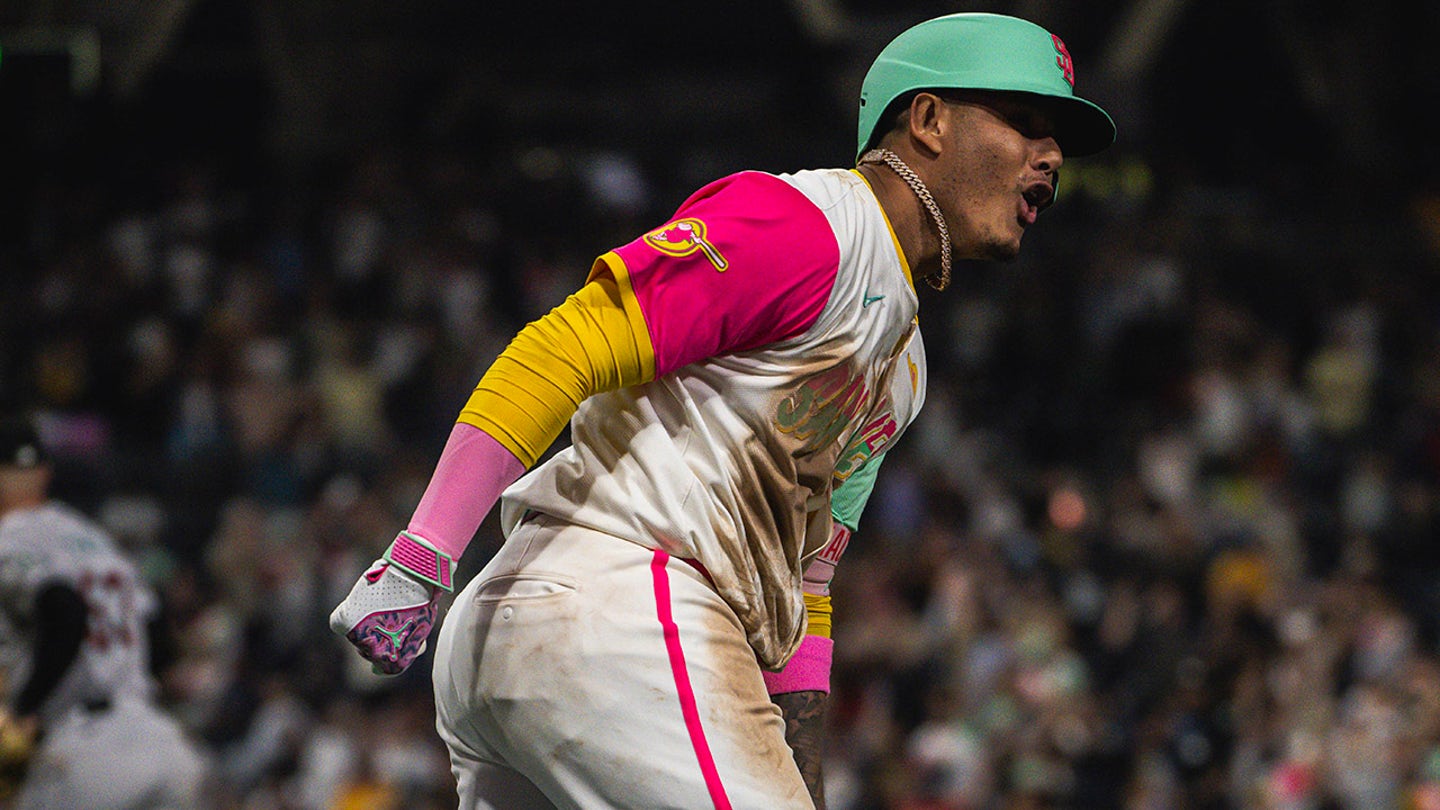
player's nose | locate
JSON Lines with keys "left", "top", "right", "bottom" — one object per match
{"left": 1032, "top": 137, "right": 1063, "bottom": 174}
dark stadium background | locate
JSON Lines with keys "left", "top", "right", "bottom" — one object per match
{"left": 3, "top": 1, "right": 1440, "bottom": 808}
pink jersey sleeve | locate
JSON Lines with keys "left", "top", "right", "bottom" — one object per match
{"left": 602, "top": 171, "right": 840, "bottom": 377}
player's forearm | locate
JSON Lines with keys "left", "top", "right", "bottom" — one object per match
{"left": 772, "top": 689, "right": 827, "bottom": 809}
{"left": 408, "top": 276, "right": 655, "bottom": 562}
{"left": 763, "top": 603, "right": 834, "bottom": 806}
{"left": 403, "top": 423, "right": 525, "bottom": 562}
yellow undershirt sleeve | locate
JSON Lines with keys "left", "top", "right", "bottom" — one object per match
{"left": 457, "top": 275, "right": 656, "bottom": 467}
{"left": 804, "top": 592, "right": 833, "bottom": 639}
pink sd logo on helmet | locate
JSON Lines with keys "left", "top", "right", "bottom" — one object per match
{"left": 1052, "top": 34, "right": 1075, "bottom": 87}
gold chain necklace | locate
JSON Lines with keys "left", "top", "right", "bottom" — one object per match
{"left": 859, "top": 148, "right": 951, "bottom": 292}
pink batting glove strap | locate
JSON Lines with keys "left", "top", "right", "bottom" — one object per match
{"left": 763, "top": 635, "right": 834, "bottom": 695}
{"left": 386, "top": 531, "right": 454, "bottom": 591}
{"left": 408, "top": 422, "right": 527, "bottom": 561}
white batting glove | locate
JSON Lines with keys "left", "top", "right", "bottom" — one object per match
{"left": 329, "top": 531, "right": 455, "bottom": 675}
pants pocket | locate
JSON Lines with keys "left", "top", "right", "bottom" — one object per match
{"left": 473, "top": 573, "right": 578, "bottom": 603}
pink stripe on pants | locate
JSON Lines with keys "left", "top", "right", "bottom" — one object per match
{"left": 651, "top": 549, "right": 733, "bottom": 810}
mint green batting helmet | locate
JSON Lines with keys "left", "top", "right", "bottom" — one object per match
{"left": 857, "top": 13, "right": 1116, "bottom": 161}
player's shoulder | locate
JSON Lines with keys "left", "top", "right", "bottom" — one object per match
{"left": 2, "top": 501, "right": 91, "bottom": 532}
{"left": 673, "top": 169, "right": 828, "bottom": 219}
{"left": 655, "top": 170, "right": 843, "bottom": 267}
{"left": 771, "top": 168, "right": 873, "bottom": 214}
{"left": 0, "top": 504, "right": 51, "bottom": 547}
{"left": 661, "top": 168, "right": 881, "bottom": 235}
{"left": 667, "top": 168, "right": 873, "bottom": 247}
{"left": 0, "top": 502, "right": 113, "bottom": 555}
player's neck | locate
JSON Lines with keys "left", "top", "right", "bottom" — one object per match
{"left": 857, "top": 160, "right": 944, "bottom": 284}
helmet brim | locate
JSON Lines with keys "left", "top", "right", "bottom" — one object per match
{"left": 1035, "top": 93, "right": 1116, "bottom": 157}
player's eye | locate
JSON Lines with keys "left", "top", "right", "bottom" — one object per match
{"left": 998, "top": 103, "right": 1055, "bottom": 141}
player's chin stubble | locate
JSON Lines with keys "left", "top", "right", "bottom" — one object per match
{"left": 978, "top": 232, "right": 1023, "bottom": 262}
{"left": 987, "top": 242, "right": 1022, "bottom": 262}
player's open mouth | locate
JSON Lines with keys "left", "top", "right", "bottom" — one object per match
{"left": 1023, "top": 183, "right": 1053, "bottom": 208}
{"left": 1019, "top": 182, "right": 1053, "bottom": 226}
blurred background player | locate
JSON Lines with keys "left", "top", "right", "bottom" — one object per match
{"left": 330, "top": 12, "right": 1112, "bottom": 809}
{"left": 0, "top": 416, "right": 209, "bottom": 809}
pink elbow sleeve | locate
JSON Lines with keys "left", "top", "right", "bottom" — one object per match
{"left": 406, "top": 422, "right": 527, "bottom": 560}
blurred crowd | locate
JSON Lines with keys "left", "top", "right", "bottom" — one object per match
{"left": 6, "top": 5, "right": 1440, "bottom": 808}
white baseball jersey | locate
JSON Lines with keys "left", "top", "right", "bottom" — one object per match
{"left": 500, "top": 167, "right": 928, "bottom": 668}
{"left": 0, "top": 502, "right": 158, "bottom": 724}
{"left": 16, "top": 694, "right": 208, "bottom": 810}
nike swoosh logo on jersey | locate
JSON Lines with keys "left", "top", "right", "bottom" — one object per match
{"left": 862, "top": 293, "right": 885, "bottom": 308}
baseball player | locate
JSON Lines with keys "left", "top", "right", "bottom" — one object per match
{"left": 0, "top": 417, "right": 208, "bottom": 809}
{"left": 331, "top": 12, "right": 1114, "bottom": 809}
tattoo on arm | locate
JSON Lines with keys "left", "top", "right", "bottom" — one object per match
{"left": 772, "top": 689, "right": 827, "bottom": 809}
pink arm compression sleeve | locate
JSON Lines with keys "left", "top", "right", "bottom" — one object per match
{"left": 405, "top": 422, "right": 526, "bottom": 561}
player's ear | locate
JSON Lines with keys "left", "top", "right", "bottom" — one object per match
{"left": 906, "top": 92, "right": 947, "bottom": 158}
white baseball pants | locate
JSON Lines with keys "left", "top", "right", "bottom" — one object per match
{"left": 432, "top": 514, "right": 813, "bottom": 809}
